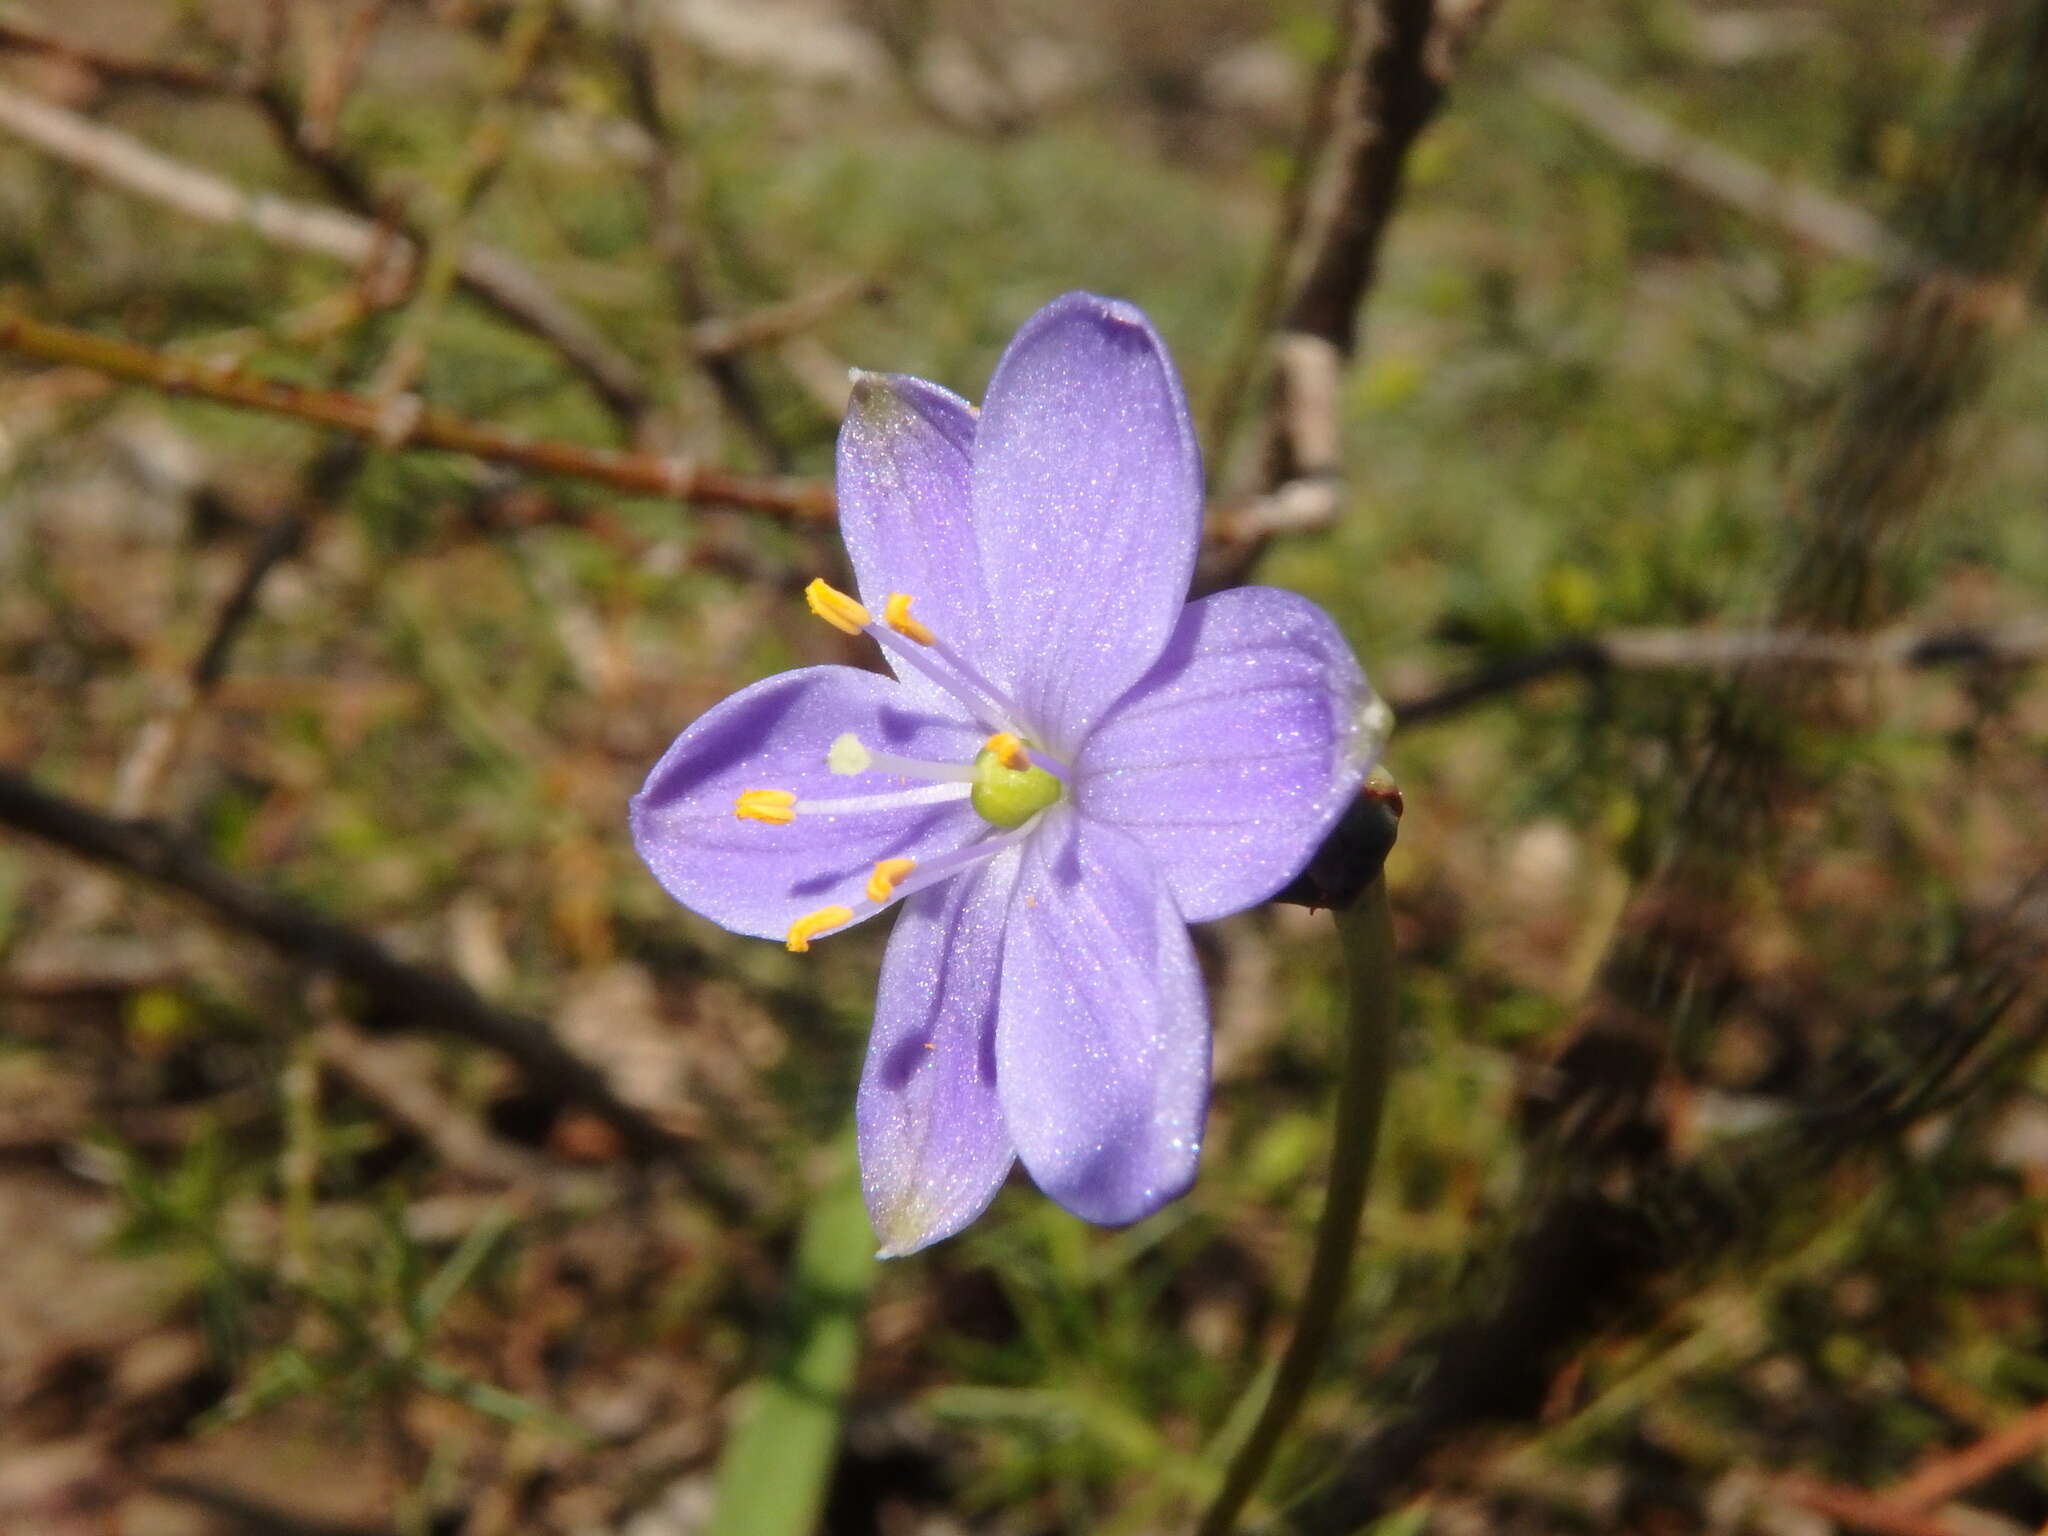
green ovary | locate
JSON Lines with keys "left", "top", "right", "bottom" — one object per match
{"left": 969, "top": 745, "right": 1061, "bottom": 828}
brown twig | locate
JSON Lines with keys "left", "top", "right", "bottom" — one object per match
{"left": 313, "top": 1014, "right": 552, "bottom": 1186}
{"left": 367, "top": 0, "right": 558, "bottom": 401}
{"left": 1773, "top": 1478, "right": 1967, "bottom": 1536}
{"left": 0, "top": 69, "right": 649, "bottom": 422}
{"left": 0, "top": 306, "right": 837, "bottom": 520}
{"left": 1199, "top": 0, "right": 1504, "bottom": 591}
{"left": 1285, "top": 7, "right": 2048, "bottom": 1529}
{"left": 1388, "top": 620, "right": 2048, "bottom": 727}
{"left": 613, "top": 0, "right": 789, "bottom": 465}
{"left": 298, "top": 0, "right": 395, "bottom": 153}
{"left": 1884, "top": 1400, "right": 2048, "bottom": 1512}
{"left": 689, "top": 273, "right": 882, "bottom": 359}
{"left": 1527, "top": 57, "right": 1921, "bottom": 272}
{"left": 0, "top": 764, "right": 748, "bottom": 1219}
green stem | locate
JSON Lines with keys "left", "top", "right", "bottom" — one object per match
{"left": 1195, "top": 874, "right": 1399, "bottom": 1536}
{"left": 707, "top": 1127, "right": 877, "bottom": 1536}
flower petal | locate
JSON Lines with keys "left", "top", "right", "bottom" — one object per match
{"left": 970, "top": 293, "right": 1203, "bottom": 755}
{"left": 857, "top": 847, "right": 1022, "bottom": 1257}
{"left": 996, "top": 810, "right": 1208, "bottom": 1226}
{"left": 836, "top": 373, "right": 1000, "bottom": 705}
{"left": 1077, "top": 586, "right": 1382, "bottom": 922}
{"left": 630, "top": 666, "right": 984, "bottom": 940}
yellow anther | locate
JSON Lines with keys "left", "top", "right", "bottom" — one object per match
{"left": 866, "top": 857, "right": 916, "bottom": 903}
{"left": 805, "top": 578, "right": 871, "bottom": 636}
{"left": 734, "top": 789, "right": 797, "bottom": 825}
{"left": 884, "top": 593, "right": 935, "bottom": 646}
{"left": 982, "top": 732, "right": 1029, "bottom": 771}
{"left": 785, "top": 905, "right": 853, "bottom": 953}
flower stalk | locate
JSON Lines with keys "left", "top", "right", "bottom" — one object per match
{"left": 1197, "top": 789, "right": 1402, "bottom": 1536}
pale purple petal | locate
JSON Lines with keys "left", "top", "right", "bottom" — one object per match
{"left": 1077, "top": 586, "right": 1381, "bottom": 922}
{"left": 630, "top": 666, "right": 983, "bottom": 940}
{"left": 995, "top": 810, "right": 1208, "bottom": 1226}
{"left": 857, "top": 847, "right": 1022, "bottom": 1257}
{"left": 970, "top": 293, "right": 1203, "bottom": 755}
{"left": 836, "top": 373, "right": 1002, "bottom": 705}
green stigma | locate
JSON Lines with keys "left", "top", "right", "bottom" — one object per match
{"left": 969, "top": 742, "right": 1061, "bottom": 828}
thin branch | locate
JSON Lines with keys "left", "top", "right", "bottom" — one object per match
{"left": 0, "top": 15, "right": 224, "bottom": 92}
{"left": 298, "top": 0, "right": 394, "bottom": 153}
{"left": 1199, "top": 0, "right": 1504, "bottom": 590}
{"left": 0, "top": 764, "right": 748, "bottom": 1219}
{"left": 367, "top": 0, "right": 558, "bottom": 400}
{"left": 613, "top": 0, "right": 789, "bottom": 465}
{"left": 1884, "top": 1399, "right": 2048, "bottom": 1512}
{"left": 0, "top": 72, "right": 649, "bottom": 421}
{"left": 688, "top": 273, "right": 882, "bottom": 359}
{"left": 1526, "top": 57, "right": 1923, "bottom": 272}
{"left": 1287, "top": 6, "right": 2048, "bottom": 1527}
{"left": 0, "top": 306, "right": 837, "bottom": 520}
{"left": 1389, "top": 620, "right": 2048, "bottom": 727}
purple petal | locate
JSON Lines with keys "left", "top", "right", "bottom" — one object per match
{"left": 630, "top": 666, "right": 983, "bottom": 940}
{"left": 836, "top": 373, "right": 1003, "bottom": 706}
{"left": 1077, "top": 586, "right": 1382, "bottom": 922}
{"left": 970, "top": 293, "right": 1203, "bottom": 755}
{"left": 857, "top": 847, "right": 1022, "bottom": 1257}
{"left": 996, "top": 810, "right": 1208, "bottom": 1226}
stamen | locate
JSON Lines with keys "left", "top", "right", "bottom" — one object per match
{"left": 734, "top": 788, "right": 796, "bottom": 825}
{"left": 982, "top": 732, "right": 1028, "bottom": 771}
{"left": 884, "top": 593, "right": 935, "bottom": 645}
{"left": 865, "top": 622, "right": 1016, "bottom": 734}
{"left": 804, "top": 578, "right": 870, "bottom": 636}
{"left": 786, "top": 905, "right": 854, "bottom": 952}
{"left": 791, "top": 783, "right": 971, "bottom": 815}
{"left": 866, "top": 857, "right": 916, "bottom": 902}
{"left": 827, "top": 734, "right": 872, "bottom": 776}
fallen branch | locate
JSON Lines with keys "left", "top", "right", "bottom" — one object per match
{"left": 0, "top": 764, "right": 748, "bottom": 1220}
{"left": 1391, "top": 620, "right": 2048, "bottom": 726}
{"left": 0, "top": 306, "right": 837, "bottom": 520}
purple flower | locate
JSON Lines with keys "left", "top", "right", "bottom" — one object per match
{"left": 632, "top": 293, "right": 1384, "bottom": 1255}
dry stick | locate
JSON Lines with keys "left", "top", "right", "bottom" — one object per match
{"left": 116, "top": 0, "right": 563, "bottom": 818}
{"left": 0, "top": 307, "right": 836, "bottom": 519}
{"left": 367, "top": 0, "right": 557, "bottom": 402}
{"left": 298, "top": 0, "right": 395, "bottom": 152}
{"left": 1201, "top": 8, "right": 1353, "bottom": 474}
{"left": 1389, "top": 620, "right": 2048, "bottom": 727}
{"left": 0, "top": 766, "right": 747, "bottom": 1219}
{"left": 614, "top": 0, "right": 790, "bottom": 467}
{"left": 1884, "top": 1399, "right": 2048, "bottom": 1512}
{"left": 0, "top": 70, "right": 647, "bottom": 423}
{"left": 1197, "top": 0, "right": 1503, "bottom": 593}
{"left": 0, "top": 15, "right": 224, "bottom": 91}
{"left": 0, "top": 305, "right": 1333, "bottom": 545}
{"left": 1285, "top": 7, "right": 2048, "bottom": 1530}
{"left": 1526, "top": 57, "right": 1921, "bottom": 273}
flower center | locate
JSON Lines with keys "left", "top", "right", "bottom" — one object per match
{"left": 729, "top": 581, "right": 1069, "bottom": 951}
{"left": 970, "top": 738, "right": 1061, "bottom": 828}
